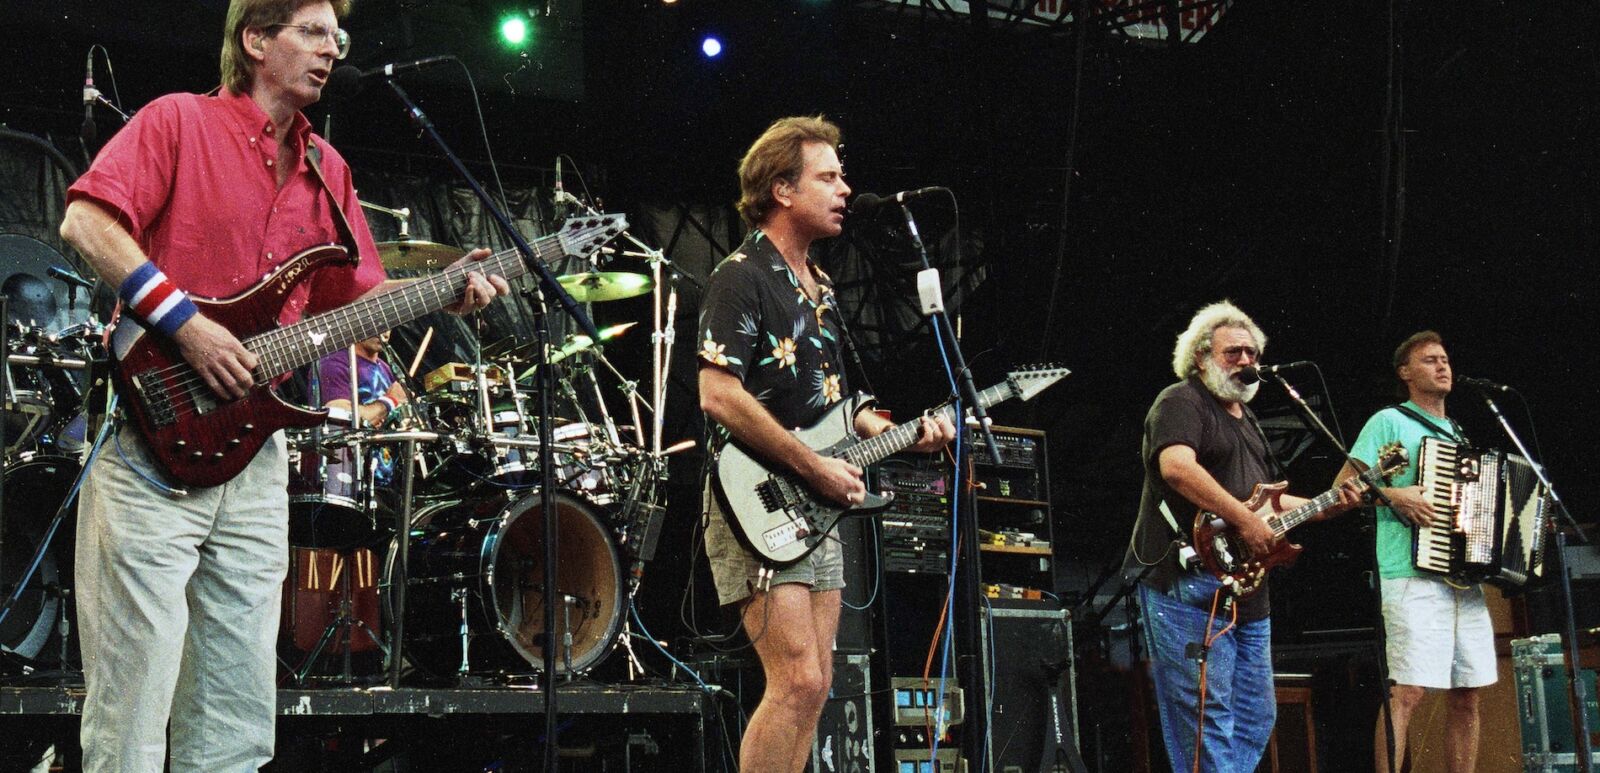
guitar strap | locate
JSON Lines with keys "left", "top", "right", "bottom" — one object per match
{"left": 1389, "top": 403, "right": 1469, "bottom": 444}
{"left": 819, "top": 284, "right": 878, "bottom": 399}
{"left": 1241, "top": 404, "right": 1288, "bottom": 481}
{"left": 304, "top": 141, "right": 362, "bottom": 266}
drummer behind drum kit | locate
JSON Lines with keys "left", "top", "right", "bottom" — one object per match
{"left": 0, "top": 217, "right": 683, "bottom": 687}
{"left": 280, "top": 224, "right": 682, "bottom": 685}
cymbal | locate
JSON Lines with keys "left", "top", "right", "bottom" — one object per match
{"left": 557, "top": 272, "right": 653, "bottom": 303}
{"left": 376, "top": 240, "right": 465, "bottom": 271}
{"left": 550, "top": 321, "right": 636, "bottom": 364}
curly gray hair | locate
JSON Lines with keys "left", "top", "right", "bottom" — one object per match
{"left": 1171, "top": 300, "right": 1267, "bottom": 380}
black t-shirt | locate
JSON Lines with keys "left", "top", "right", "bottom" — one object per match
{"left": 697, "top": 230, "right": 850, "bottom": 450}
{"left": 1122, "top": 376, "right": 1276, "bottom": 621}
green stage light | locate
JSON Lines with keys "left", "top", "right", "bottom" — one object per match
{"left": 500, "top": 15, "right": 529, "bottom": 46}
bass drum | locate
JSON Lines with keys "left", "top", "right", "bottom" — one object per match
{"left": 389, "top": 489, "right": 623, "bottom": 678}
{"left": 0, "top": 455, "right": 79, "bottom": 668}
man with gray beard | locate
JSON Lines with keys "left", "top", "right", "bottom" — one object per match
{"left": 1122, "top": 300, "right": 1358, "bottom": 772}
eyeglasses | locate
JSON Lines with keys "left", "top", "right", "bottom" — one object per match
{"left": 266, "top": 23, "right": 351, "bottom": 60}
{"left": 1217, "top": 345, "right": 1259, "bottom": 361}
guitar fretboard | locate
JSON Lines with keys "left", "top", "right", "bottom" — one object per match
{"left": 1266, "top": 465, "right": 1386, "bottom": 536}
{"left": 837, "top": 380, "right": 1014, "bottom": 467}
{"left": 242, "top": 241, "right": 552, "bottom": 382}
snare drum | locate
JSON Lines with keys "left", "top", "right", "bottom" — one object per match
{"left": 388, "top": 489, "right": 623, "bottom": 677}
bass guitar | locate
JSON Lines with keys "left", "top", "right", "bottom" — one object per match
{"left": 111, "top": 215, "right": 626, "bottom": 488}
{"left": 1192, "top": 442, "right": 1407, "bottom": 597}
{"left": 714, "top": 365, "right": 1070, "bottom": 565}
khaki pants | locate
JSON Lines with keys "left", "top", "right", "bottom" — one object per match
{"left": 76, "top": 426, "right": 289, "bottom": 773}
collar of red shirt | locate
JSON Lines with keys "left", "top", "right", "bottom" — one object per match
{"left": 216, "top": 88, "right": 314, "bottom": 155}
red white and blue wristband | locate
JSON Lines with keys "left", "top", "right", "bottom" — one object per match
{"left": 119, "top": 262, "right": 198, "bottom": 337}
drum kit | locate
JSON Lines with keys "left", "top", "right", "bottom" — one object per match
{"left": 0, "top": 234, "right": 103, "bottom": 674}
{"left": 0, "top": 217, "right": 686, "bottom": 687}
{"left": 277, "top": 222, "right": 685, "bottom": 686}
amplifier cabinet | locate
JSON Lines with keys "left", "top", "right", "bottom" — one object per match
{"left": 808, "top": 652, "right": 875, "bottom": 773}
{"left": 978, "top": 599, "right": 1087, "bottom": 773}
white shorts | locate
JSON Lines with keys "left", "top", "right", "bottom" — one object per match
{"left": 1380, "top": 575, "right": 1498, "bottom": 689}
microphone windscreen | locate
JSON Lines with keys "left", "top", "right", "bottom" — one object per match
{"left": 1236, "top": 365, "right": 1262, "bottom": 385}
{"left": 321, "top": 65, "right": 363, "bottom": 106}
{"left": 848, "top": 192, "right": 884, "bottom": 215}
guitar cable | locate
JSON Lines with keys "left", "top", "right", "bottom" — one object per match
{"left": 1189, "top": 586, "right": 1238, "bottom": 773}
{"left": 112, "top": 420, "right": 188, "bottom": 498}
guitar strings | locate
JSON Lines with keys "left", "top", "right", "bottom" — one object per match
{"left": 135, "top": 241, "right": 554, "bottom": 410}
{"left": 139, "top": 223, "right": 617, "bottom": 424}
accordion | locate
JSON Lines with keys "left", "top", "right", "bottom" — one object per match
{"left": 1413, "top": 437, "right": 1551, "bottom": 589}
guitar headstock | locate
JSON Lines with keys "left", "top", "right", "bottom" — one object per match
{"left": 1373, "top": 442, "right": 1410, "bottom": 482}
{"left": 557, "top": 214, "right": 629, "bottom": 258}
{"left": 1005, "top": 363, "right": 1071, "bottom": 403}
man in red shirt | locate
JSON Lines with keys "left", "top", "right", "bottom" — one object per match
{"left": 58, "top": 1, "right": 507, "bottom": 770}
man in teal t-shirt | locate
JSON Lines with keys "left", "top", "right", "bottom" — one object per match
{"left": 1336, "top": 331, "right": 1495, "bottom": 773}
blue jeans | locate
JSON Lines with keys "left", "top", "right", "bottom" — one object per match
{"left": 1139, "top": 575, "right": 1276, "bottom": 773}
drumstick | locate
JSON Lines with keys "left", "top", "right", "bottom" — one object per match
{"left": 408, "top": 326, "right": 434, "bottom": 379}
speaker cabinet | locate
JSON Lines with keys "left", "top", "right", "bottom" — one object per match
{"left": 978, "top": 599, "right": 1088, "bottom": 773}
{"left": 808, "top": 652, "right": 876, "bottom": 773}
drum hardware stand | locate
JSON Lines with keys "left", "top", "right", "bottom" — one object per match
{"left": 1467, "top": 382, "right": 1591, "bottom": 770}
{"left": 292, "top": 550, "right": 388, "bottom": 686}
{"left": 561, "top": 593, "right": 577, "bottom": 675}
{"left": 370, "top": 429, "right": 440, "bottom": 689}
{"left": 358, "top": 200, "right": 413, "bottom": 239}
{"left": 579, "top": 356, "right": 626, "bottom": 449}
{"left": 593, "top": 350, "right": 653, "bottom": 450}
{"left": 454, "top": 587, "right": 471, "bottom": 677}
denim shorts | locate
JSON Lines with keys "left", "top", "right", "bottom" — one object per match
{"left": 702, "top": 484, "right": 845, "bottom": 606}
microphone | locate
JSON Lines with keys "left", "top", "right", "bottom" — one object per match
{"left": 359, "top": 55, "right": 456, "bottom": 79}
{"left": 848, "top": 187, "right": 945, "bottom": 216}
{"left": 81, "top": 49, "right": 97, "bottom": 146}
{"left": 1237, "top": 361, "right": 1316, "bottom": 384}
{"left": 324, "top": 56, "right": 457, "bottom": 104}
{"left": 553, "top": 156, "right": 580, "bottom": 206}
{"left": 47, "top": 266, "right": 95, "bottom": 291}
{"left": 1457, "top": 375, "right": 1514, "bottom": 394}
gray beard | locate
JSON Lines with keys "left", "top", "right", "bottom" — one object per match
{"left": 1202, "top": 365, "right": 1259, "bottom": 404}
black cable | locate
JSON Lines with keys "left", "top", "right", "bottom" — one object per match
{"left": 1038, "top": 0, "right": 1094, "bottom": 365}
{"left": 1378, "top": 0, "right": 1408, "bottom": 335}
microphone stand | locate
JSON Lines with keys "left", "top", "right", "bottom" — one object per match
{"left": 890, "top": 202, "right": 1001, "bottom": 464}
{"left": 1468, "top": 384, "right": 1592, "bottom": 771}
{"left": 1257, "top": 369, "right": 1404, "bottom": 773}
{"left": 886, "top": 197, "right": 1000, "bottom": 768}
{"left": 378, "top": 79, "right": 599, "bottom": 771}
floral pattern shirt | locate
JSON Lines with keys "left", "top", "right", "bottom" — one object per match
{"left": 698, "top": 230, "right": 848, "bottom": 448}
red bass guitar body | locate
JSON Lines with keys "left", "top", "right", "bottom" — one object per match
{"left": 110, "top": 246, "right": 348, "bottom": 489}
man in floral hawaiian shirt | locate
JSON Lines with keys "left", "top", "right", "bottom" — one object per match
{"left": 698, "top": 116, "right": 955, "bottom": 772}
